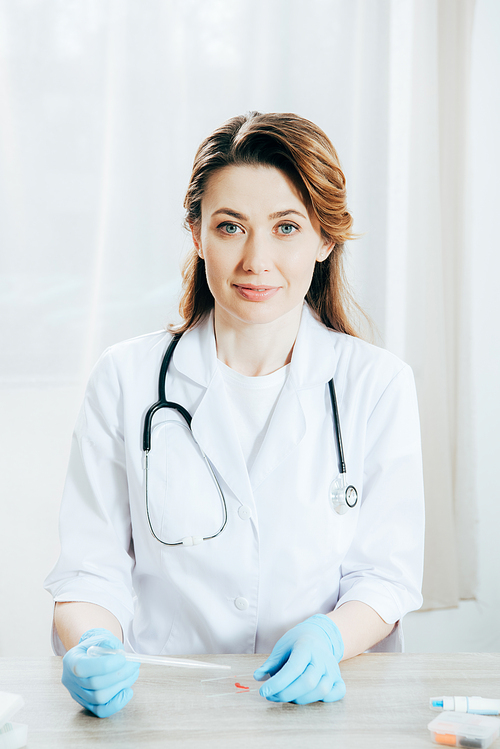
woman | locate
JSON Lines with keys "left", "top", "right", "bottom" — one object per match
{"left": 45, "top": 111, "right": 424, "bottom": 717}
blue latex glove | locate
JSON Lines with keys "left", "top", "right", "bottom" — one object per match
{"left": 253, "top": 614, "right": 346, "bottom": 705}
{"left": 62, "top": 628, "right": 140, "bottom": 718}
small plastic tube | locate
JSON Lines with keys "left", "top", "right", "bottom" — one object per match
{"left": 87, "top": 645, "right": 230, "bottom": 670}
{"left": 430, "top": 697, "right": 500, "bottom": 716}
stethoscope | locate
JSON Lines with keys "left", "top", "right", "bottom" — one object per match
{"left": 142, "top": 333, "right": 358, "bottom": 547}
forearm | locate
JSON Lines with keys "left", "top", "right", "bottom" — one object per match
{"left": 326, "top": 601, "right": 394, "bottom": 660}
{"left": 54, "top": 601, "right": 123, "bottom": 651}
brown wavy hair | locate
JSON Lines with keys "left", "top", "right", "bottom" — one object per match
{"left": 176, "top": 111, "right": 363, "bottom": 337}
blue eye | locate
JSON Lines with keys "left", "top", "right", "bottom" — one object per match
{"left": 221, "top": 223, "right": 240, "bottom": 234}
{"left": 279, "top": 223, "right": 297, "bottom": 235}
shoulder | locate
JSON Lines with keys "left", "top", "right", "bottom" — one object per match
{"left": 76, "top": 330, "right": 176, "bottom": 425}
{"left": 332, "top": 330, "right": 408, "bottom": 380}
{"left": 300, "top": 306, "right": 409, "bottom": 387}
{"left": 301, "top": 308, "right": 415, "bottom": 413}
{"left": 87, "top": 329, "right": 173, "bottom": 391}
{"left": 101, "top": 329, "right": 172, "bottom": 365}
{"left": 292, "top": 306, "right": 409, "bottom": 389}
{"left": 329, "top": 331, "right": 417, "bottom": 416}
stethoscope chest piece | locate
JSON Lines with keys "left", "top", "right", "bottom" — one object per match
{"left": 329, "top": 474, "right": 358, "bottom": 516}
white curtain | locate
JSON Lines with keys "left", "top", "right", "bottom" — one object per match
{"left": 379, "top": 0, "right": 478, "bottom": 607}
{"left": 0, "top": 0, "right": 482, "bottom": 655}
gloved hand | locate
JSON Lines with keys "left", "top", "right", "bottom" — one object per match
{"left": 62, "top": 628, "right": 140, "bottom": 718}
{"left": 253, "top": 614, "right": 346, "bottom": 705}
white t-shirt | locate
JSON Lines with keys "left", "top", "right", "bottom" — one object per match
{"left": 218, "top": 360, "right": 290, "bottom": 472}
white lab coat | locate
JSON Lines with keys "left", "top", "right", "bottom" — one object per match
{"left": 45, "top": 305, "right": 424, "bottom": 655}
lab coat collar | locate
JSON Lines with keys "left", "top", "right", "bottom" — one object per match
{"left": 171, "top": 313, "right": 218, "bottom": 388}
{"left": 249, "top": 306, "right": 339, "bottom": 489}
{"left": 171, "top": 304, "right": 339, "bottom": 389}
{"left": 289, "top": 304, "right": 339, "bottom": 388}
{"left": 190, "top": 369, "right": 255, "bottom": 506}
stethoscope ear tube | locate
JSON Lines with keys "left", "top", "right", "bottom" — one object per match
{"left": 143, "top": 400, "right": 193, "bottom": 451}
{"left": 142, "top": 333, "right": 191, "bottom": 452}
{"left": 143, "top": 403, "right": 163, "bottom": 452}
{"left": 328, "top": 378, "right": 346, "bottom": 475}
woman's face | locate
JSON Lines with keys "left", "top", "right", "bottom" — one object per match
{"left": 192, "top": 164, "right": 333, "bottom": 331}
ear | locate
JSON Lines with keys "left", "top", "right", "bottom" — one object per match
{"left": 189, "top": 222, "right": 203, "bottom": 259}
{"left": 316, "top": 240, "right": 335, "bottom": 262}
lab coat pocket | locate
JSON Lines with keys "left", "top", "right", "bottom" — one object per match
{"left": 147, "top": 418, "right": 226, "bottom": 544}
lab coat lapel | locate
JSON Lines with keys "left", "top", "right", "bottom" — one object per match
{"left": 190, "top": 371, "right": 254, "bottom": 505}
{"left": 249, "top": 375, "right": 306, "bottom": 490}
{"left": 172, "top": 314, "right": 253, "bottom": 505}
{"left": 249, "top": 305, "right": 339, "bottom": 490}
{"left": 290, "top": 305, "right": 339, "bottom": 388}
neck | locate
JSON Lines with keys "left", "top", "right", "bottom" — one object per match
{"left": 214, "top": 304, "right": 303, "bottom": 377}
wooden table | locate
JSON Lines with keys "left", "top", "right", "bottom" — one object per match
{"left": 1, "top": 653, "right": 499, "bottom": 748}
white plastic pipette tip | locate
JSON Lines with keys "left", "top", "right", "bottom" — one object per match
{"left": 87, "top": 645, "right": 230, "bottom": 670}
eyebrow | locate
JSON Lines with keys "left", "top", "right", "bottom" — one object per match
{"left": 211, "top": 208, "right": 307, "bottom": 221}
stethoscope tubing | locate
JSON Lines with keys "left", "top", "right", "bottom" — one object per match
{"left": 143, "top": 334, "right": 188, "bottom": 452}
{"left": 143, "top": 333, "right": 228, "bottom": 546}
{"left": 144, "top": 430, "right": 228, "bottom": 546}
{"left": 328, "top": 379, "right": 346, "bottom": 475}
{"left": 142, "top": 330, "right": 356, "bottom": 545}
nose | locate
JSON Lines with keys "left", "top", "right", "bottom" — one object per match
{"left": 241, "top": 232, "right": 272, "bottom": 275}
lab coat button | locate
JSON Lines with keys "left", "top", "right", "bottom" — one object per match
{"left": 238, "top": 505, "right": 252, "bottom": 520}
{"left": 234, "top": 597, "right": 249, "bottom": 611}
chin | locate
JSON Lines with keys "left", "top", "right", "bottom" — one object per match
{"left": 229, "top": 303, "right": 297, "bottom": 327}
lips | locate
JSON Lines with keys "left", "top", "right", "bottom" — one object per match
{"left": 236, "top": 285, "right": 277, "bottom": 291}
{"left": 234, "top": 284, "right": 280, "bottom": 301}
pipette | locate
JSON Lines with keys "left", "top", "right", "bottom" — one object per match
{"left": 87, "top": 645, "right": 231, "bottom": 670}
